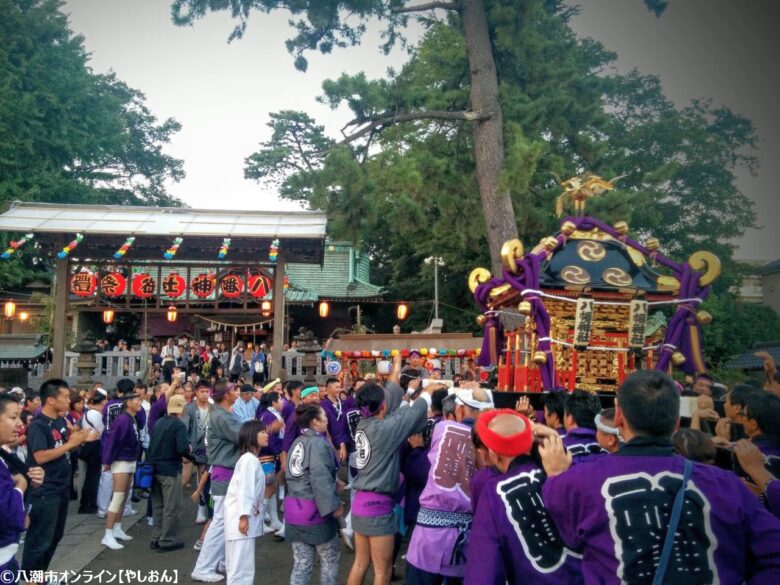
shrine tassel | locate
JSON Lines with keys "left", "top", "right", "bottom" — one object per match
{"left": 164, "top": 237, "right": 183, "bottom": 260}
{"left": 477, "top": 314, "right": 503, "bottom": 368}
{"left": 218, "top": 238, "right": 231, "bottom": 259}
{"left": 113, "top": 237, "right": 135, "bottom": 259}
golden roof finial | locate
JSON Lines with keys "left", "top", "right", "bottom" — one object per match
{"left": 554, "top": 172, "right": 627, "bottom": 217}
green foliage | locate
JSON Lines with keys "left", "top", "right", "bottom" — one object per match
{"left": 0, "top": 0, "right": 185, "bottom": 288}
{"left": 699, "top": 292, "right": 780, "bottom": 369}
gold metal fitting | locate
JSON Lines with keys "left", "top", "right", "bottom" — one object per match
{"left": 695, "top": 311, "right": 713, "bottom": 326}
{"left": 614, "top": 221, "right": 629, "bottom": 236}
{"left": 645, "top": 237, "right": 660, "bottom": 252}
{"left": 468, "top": 268, "right": 492, "bottom": 293}
{"left": 476, "top": 314, "right": 487, "bottom": 327}
{"left": 518, "top": 300, "right": 532, "bottom": 315}
{"left": 543, "top": 237, "right": 559, "bottom": 251}
{"left": 671, "top": 351, "right": 686, "bottom": 366}
{"left": 533, "top": 351, "right": 548, "bottom": 365}
{"left": 501, "top": 239, "right": 524, "bottom": 274}
{"left": 560, "top": 221, "right": 577, "bottom": 235}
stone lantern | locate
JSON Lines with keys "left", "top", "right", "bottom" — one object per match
{"left": 71, "top": 333, "right": 98, "bottom": 388}
{"left": 292, "top": 327, "right": 322, "bottom": 385}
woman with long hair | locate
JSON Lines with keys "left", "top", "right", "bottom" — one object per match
{"left": 224, "top": 419, "right": 269, "bottom": 585}
{"left": 285, "top": 403, "right": 344, "bottom": 585}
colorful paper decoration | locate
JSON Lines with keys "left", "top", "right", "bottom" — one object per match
{"left": 100, "top": 273, "right": 127, "bottom": 297}
{"left": 1, "top": 233, "right": 34, "bottom": 259}
{"left": 113, "top": 237, "right": 135, "bottom": 259}
{"left": 218, "top": 238, "right": 231, "bottom": 259}
{"left": 58, "top": 234, "right": 83, "bottom": 259}
{"left": 161, "top": 272, "right": 186, "bottom": 298}
{"left": 164, "top": 237, "right": 183, "bottom": 260}
{"left": 269, "top": 238, "right": 279, "bottom": 263}
{"left": 191, "top": 273, "right": 216, "bottom": 299}
{"left": 70, "top": 270, "right": 97, "bottom": 297}
{"left": 220, "top": 274, "right": 244, "bottom": 298}
{"left": 132, "top": 273, "right": 156, "bottom": 299}
{"left": 248, "top": 274, "right": 273, "bottom": 298}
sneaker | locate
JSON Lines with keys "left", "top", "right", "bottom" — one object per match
{"left": 263, "top": 523, "right": 276, "bottom": 535}
{"left": 97, "top": 512, "right": 107, "bottom": 520}
{"left": 156, "top": 542, "right": 184, "bottom": 553}
{"left": 193, "top": 539, "right": 203, "bottom": 551}
{"left": 341, "top": 528, "right": 354, "bottom": 551}
{"left": 190, "top": 572, "right": 224, "bottom": 583}
{"left": 196, "top": 505, "right": 208, "bottom": 525}
{"left": 113, "top": 527, "right": 133, "bottom": 541}
{"left": 101, "top": 533, "right": 124, "bottom": 550}
{"left": 273, "top": 526, "right": 285, "bottom": 540}
{"left": 147, "top": 517, "right": 154, "bottom": 527}
{"left": 267, "top": 521, "right": 284, "bottom": 533}
{"left": 124, "top": 507, "right": 138, "bottom": 517}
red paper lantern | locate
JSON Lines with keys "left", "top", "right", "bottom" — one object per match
{"left": 220, "top": 274, "right": 244, "bottom": 298}
{"left": 191, "top": 273, "right": 215, "bottom": 299}
{"left": 70, "top": 271, "right": 97, "bottom": 297}
{"left": 100, "top": 272, "right": 126, "bottom": 297}
{"left": 401, "top": 349, "right": 410, "bottom": 358}
{"left": 161, "top": 272, "right": 186, "bottom": 298}
{"left": 248, "top": 274, "right": 273, "bottom": 298}
{"left": 132, "top": 273, "right": 156, "bottom": 299}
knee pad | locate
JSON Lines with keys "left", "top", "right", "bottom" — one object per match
{"left": 108, "top": 491, "right": 125, "bottom": 513}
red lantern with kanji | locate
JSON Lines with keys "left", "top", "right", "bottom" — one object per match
{"left": 132, "top": 273, "right": 156, "bottom": 299}
{"left": 248, "top": 273, "right": 273, "bottom": 298}
{"left": 161, "top": 272, "right": 186, "bottom": 298}
{"left": 70, "top": 271, "right": 97, "bottom": 297}
{"left": 100, "top": 273, "right": 127, "bottom": 297}
{"left": 220, "top": 274, "right": 244, "bottom": 298}
{"left": 190, "top": 273, "right": 215, "bottom": 299}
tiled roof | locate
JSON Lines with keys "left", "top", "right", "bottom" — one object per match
{"left": 0, "top": 335, "right": 48, "bottom": 361}
{"left": 285, "top": 242, "right": 383, "bottom": 303}
{"left": 726, "top": 342, "right": 780, "bottom": 370}
{"left": 756, "top": 258, "right": 780, "bottom": 275}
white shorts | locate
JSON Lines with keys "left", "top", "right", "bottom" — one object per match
{"left": 111, "top": 460, "right": 137, "bottom": 474}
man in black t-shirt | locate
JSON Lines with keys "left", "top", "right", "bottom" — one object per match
{"left": 22, "top": 379, "right": 96, "bottom": 574}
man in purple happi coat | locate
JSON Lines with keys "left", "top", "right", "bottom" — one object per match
{"left": 321, "top": 378, "right": 349, "bottom": 463}
{"left": 562, "top": 389, "right": 604, "bottom": 459}
{"left": 541, "top": 370, "right": 780, "bottom": 585}
{"left": 465, "top": 409, "right": 582, "bottom": 585}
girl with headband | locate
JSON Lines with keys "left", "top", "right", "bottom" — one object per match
{"left": 347, "top": 353, "right": 435, "bottom": 585}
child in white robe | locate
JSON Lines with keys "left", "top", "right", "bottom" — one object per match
{"left": 224, "top": 420, "right": 269, "bottom": 585}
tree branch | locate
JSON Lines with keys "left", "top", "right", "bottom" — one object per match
{"left": 392, "top": 1, "right": 461, "bottom": 14}
{"left": 339, "top": 109, "right": 492, "bottom": 144}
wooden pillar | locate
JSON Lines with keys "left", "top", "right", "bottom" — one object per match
{"left": 51, "top": 237, "right": 68, "bottom": 378}
{"left": 271, "top": 248, "right": 286, "bottom": 379}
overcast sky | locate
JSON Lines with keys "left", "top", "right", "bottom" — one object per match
{"left": 63, "top": 0, "right": 779, "bottom": 260}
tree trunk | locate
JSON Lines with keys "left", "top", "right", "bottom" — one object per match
{"left": 462, "top": 0, "right": 519, "bottom": 276}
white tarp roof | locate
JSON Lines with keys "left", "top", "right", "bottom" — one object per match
{"left": 0, "top": 202, "right": 327, "bottom": 239}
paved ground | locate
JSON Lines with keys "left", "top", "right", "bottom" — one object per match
{"left": 26, "top": 482, "right": 402, "bottom": 585}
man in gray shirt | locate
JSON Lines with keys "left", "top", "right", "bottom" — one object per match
{"left": 191, "top": 380, "right": 242, "bottom": 583}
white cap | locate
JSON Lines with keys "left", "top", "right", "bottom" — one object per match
{"left": 453, "top": 388, "right": 494, "bottom": 410}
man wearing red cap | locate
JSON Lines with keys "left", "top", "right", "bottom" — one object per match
{"left": 465, "top": 410, "right": 582, "bottom": 585}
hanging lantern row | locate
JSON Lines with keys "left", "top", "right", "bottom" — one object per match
{"left": 316, "top": 301, "right": 410, "bottom": 321}
{"left": 1, "top": 233, "right": 34, "bottom": 259}
{"left": 322, "top": 347, "right": 482, "bottom": 359}
{"left": 70, "top": 270, "right": 274, "bottom": 300}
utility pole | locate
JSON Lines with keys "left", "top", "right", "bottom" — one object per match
{"left": 424, "top": 256, "right": 445, "bottom": 320}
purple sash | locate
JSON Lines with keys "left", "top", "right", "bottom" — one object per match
{"left": 353, "top": 491, "right": 395, "bottom": 518}
{"left": 210, "top": 465, "right": 234, "bottom": 483}
{"left": 284, "top": 497, "right": 326, "bottom": 526}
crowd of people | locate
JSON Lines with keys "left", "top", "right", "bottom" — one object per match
{"left": 1, "top": 347, "right": 779, "bottom": 584}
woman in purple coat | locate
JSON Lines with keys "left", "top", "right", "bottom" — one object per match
{"left": 100, "top": 392, "right": 142, "bottom": 551}
{"left": 258, "top": 391, "right": 285, "bottom": 535}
